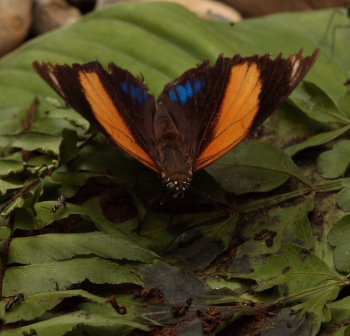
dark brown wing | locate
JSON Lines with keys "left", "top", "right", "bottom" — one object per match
{"left": 158, "top": 49, "right": 320, "bottom": 171}
{"left": 32, "top": 61, "right": 160, "bottom": 173}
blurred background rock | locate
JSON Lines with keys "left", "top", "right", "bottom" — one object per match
{"left": 0, "top": 0, "right": 347, "bottom": 57}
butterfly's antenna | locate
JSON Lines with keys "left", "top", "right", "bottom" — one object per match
{"left": 137, "top": 201, "right": 179, "bottom": 236}
{"left": 135, "top": 201, "right": 150, "bottom": 234}
{"left": 167, "top": 201, "right": 178, "bottom": 227}
{"left": 135, "top": 188, "right": 173, "bottom": 234}
{"left": 186, "top": 185, "right": 231, "bottom": 216}
{"left": 165, "top": 213, "right": 229, "bottom": 252}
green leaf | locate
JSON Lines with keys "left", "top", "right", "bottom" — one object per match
{"left": 0, "top": 179, "right": 43, "bottom": 219}
{"left": 135, "top": 262, "right": 247, "bottom": 325}
{"left": 339, "top": 91, "right": 350, "bottom": 116}
{"left": 231, "top": 195, "right": 314, "bottom": 271}
{"left": 8, "top": 232, "right": 158, "bottom": 264}
{"left": 327, "top": 296, "right": 350, "bottom": 325}
{"left": 4, "top": 131, "right": 62, "bottom": 156}
{"left": 336, "top": 179, "right": 350, "bottom": 211}
{"left": 2, "top": 290, "right": 105, "bottom": 324}
{"left": 3, "top": 258, "right": 142, "bottom": 296}
{"left": 25, "top": 155, "right": 55, "bottom": 176}
{"left": 317, "top": 140, "right": 350, "bottom": 178}
{"left": 0, "top": 159, "right": 24, "bottom": 177}
{"left": 0, "top": 179, "right": 23, "bottom": 197}
{"left": 312, "top": 184, "right": 346, "bottom": 269}
{"left": 1, "top": 182, "right": 43, "bottom": 225}
{"left": 33, "top": 198, "right": 123, "bottom": 233}
{"left": 0, "top": 4, "right": 345, "bottom": 124}
{"left": 57, "top": 141, "right": 138, "bottom": 189}
{"left": 233, "top": 243, "right": 340, "bottom": 303}
{"left": 44, "top": 107, "right": 90, "bottom": 130}
{"left": 285, "top": 125, "right": 350, "bottom": 157}
{"left": 58, "top": 129, "right": 77, "bottom": 164}
{"left": 1, "top": 197, "right": 25, "bottom": 219}
{"left": 2, "top": 310, "right": 145, "bottom": 336}
{"left": 292, "top": 82, "right": 349, "bottom": 124}
{"left": 0, "top": 118, "right": 22, "bottom": 136}
{"left": 294, "top": 294, "right": 332, "bottom": 324}
{"left": 141, "top": 262, "right": 243, "bottom": 306}
{"left": 206, "top": 141, "right": 311, "bottom": 194}
{"left": 50, "top": 172, "right": 103, "bottom": 198}
{"left": 177, "top": 319, "right": 203, "bottom": 336}
{"left": 0, "top": 4, "right": 349, "bottom": 335}
{"left": 31, "top": 116, "right": 79, "bottom": 137}
{"left": 328, "top": 215, "right": 350, "bottom": 273}
{"left": 162, "top": 213, "right": 238, "bottom": 271}
{"left": 0, "top": 226, "right": 11, "bottom": 241}
{"left": 256, "top": 308, "right": 320, "bottom": 336}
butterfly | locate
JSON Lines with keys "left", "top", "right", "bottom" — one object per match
{"left": 33, "top": 49, "right": 319, "bottom": 198}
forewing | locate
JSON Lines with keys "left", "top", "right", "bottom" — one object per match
{"left": 158, "top": 49, "right": 320, "bottom": 171}
{"left": 33, "top": 61, "right": 160, "bottom": 173}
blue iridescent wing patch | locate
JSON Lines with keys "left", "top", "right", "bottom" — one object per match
{"left": 169, "top": 80, "right": 204, "bottom": 104}
{"left": 121, "top": 81, "right": 151, "bottom": 103}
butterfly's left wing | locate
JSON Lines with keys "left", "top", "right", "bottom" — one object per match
{"left": 33, "top": 61, "right": 160, "bottom": 173}
{"left": 158, "top": 49, "right": 320, "bottom": 171}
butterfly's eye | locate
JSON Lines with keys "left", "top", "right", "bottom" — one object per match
{"left": 166, "top": 182, "right": 181, "bottom": 198}
{"left": 166, "top": 181, "right": 188, "bottom": 198}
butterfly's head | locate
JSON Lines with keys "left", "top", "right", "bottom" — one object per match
{"left": 165, "top": 180, "right": 190, "bottom": 198}
{"left": 160, "top": 147, "right": 193, "bottom": 198}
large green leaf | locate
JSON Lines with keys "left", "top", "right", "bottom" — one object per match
{"left": 231, "top": 195, "right": 315, "bottom": 271}
{"left": 3, "top": 258, "right": 142, "bottom": 296}
{"left": 0, "top": 3, "right": 349, "bottom": 336}
{"left": 328, "top": 215, "right": 350, "bottom": 273}
{"left": 8, "top": 232, "right": 158, "bottom": 264}
{"left": 206, "top": 141, "right": 311, "bottom": 194}
{"left": 0, "top": 4, "right": 347, "bottom": 120}
{"left": 1, "top": 290, "right": 105, "bottom": 323}
{"left": 318, "top": 140, "right": 350, "bottom": 178}
{"left": 234, "top": 243, "right": 340, "bottom": 300}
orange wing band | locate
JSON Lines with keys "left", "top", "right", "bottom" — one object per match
{"left": 78, "top": 71, "right": 159, "bottom": 172}
{"left": 196, "top": 62, "right": 262, "bottom": 170}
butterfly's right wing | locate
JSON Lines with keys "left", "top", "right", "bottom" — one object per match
{"left": 158, "top": 49, "right": 320, "bottom": 171}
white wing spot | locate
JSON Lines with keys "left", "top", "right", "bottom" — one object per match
{"left": 290, "top": 56, "right": 301, "bottom": 83}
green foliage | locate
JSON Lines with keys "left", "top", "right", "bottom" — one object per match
{"left": 318, "top": 140, "right": 350, "bottom": 178}
{"left": 0, "top": 2, "right": 349, "bottom": 335}
{"left": 206, "top": 141, "right": 311, "bottom": 194}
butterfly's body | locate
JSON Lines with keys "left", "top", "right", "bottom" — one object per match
{"left": 154, "top": 103, "right": 192, "bottom": 195}
{"left": 33, "top": 49, "right": 320, "bottom": 197}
